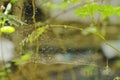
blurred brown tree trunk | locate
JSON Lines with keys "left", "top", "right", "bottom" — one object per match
{"left": 12, "top": 0, "right": 25, "bottom": 20}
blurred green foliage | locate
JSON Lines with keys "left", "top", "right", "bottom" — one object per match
{"left": 10, "top": 0, "right": 18, "bottom": 4}
{"left": 12, "top": 54, "right": 31, "bottom": 65}
{"left": 75, "top": 3, "right": 120, "bottom": 20}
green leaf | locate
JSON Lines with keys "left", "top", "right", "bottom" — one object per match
{"left": 21, "top": 54, "right": 31, "bottom": 61}
{"left": 75, "top": 3, "right": 99, "bottom": 18}
{"left": 81, "top": 26, "right": 97, "bottom": 35}
{"left": 10, "top": 0, "right": 18, "bottom": 4}
{"left": 29, "top": 26, "right": 48, "bottom": 43}
{"left": 12, "top": 54, "right": 31, "bottom": 65}
{"left": 0, "top": 71, "right": 6, "bottom": 76}
{"left": 99, "top": 5, "right": 116, "bottom": 20}
{"left": 43, "top": 2, "right": 59, "bottom": 9}
{"left": 115, "top": 7, "right": 120, "bottom": 16}
{"left": 60, "top": 2, "right": 68, "bottom": 9}
{"left": 0, "top": 26, "right": 15, "bottom": 34}
{"left": 75, "top": 3, "right": 118, "bottom": 20}
{"left": 69, "top": 0, "right": 81, "bottom": 3}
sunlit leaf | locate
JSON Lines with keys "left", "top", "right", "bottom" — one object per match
{"left": 21, "top": 54, "right": 31, "bottom": 61}
{"left": 10, "top": 0, "right": 18, "bottom": 4}
{"left": 75, "top": 3, "right": 119, "bottom": 20}
{"left": 75, "top": 3, "right": 99, "bottom": 18}
{"left": 0, "top": 26, "right": 15, "bottom": 34}
{"left": 99, "top": 5, "right": 116, "bottom": 20}
{"left": 60, "top": 2, "right": 68, "bottom": 9}
{"left": 12, "top": 54, "right": 31, "bottom": 65}
{"left": 29, "top": 26, "right": 48, "bottom": 43}
{"left": 69, "top": 0, "right": 81, "bottom": 3}
{"left": 115, "top": 7, "right": 120, "bottom": 17}
{"left": 43, "top": 2, "right": 59, "bottom": 9}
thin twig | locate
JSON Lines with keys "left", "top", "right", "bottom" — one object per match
{"left": 32, "top": 0, "right": 39, "bottom": 80}
{"left": 49, "top": 24, "right": 120, "bottom": 55}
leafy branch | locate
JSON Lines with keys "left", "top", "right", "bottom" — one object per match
{"left": 0, "top": 13, "right": 26, "bottom": 26}
{"left": 19, "top": 24, "right": 120, "bottom": 55}
{"left": 75, "top": 3, "right": 120, "bottom": 19}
